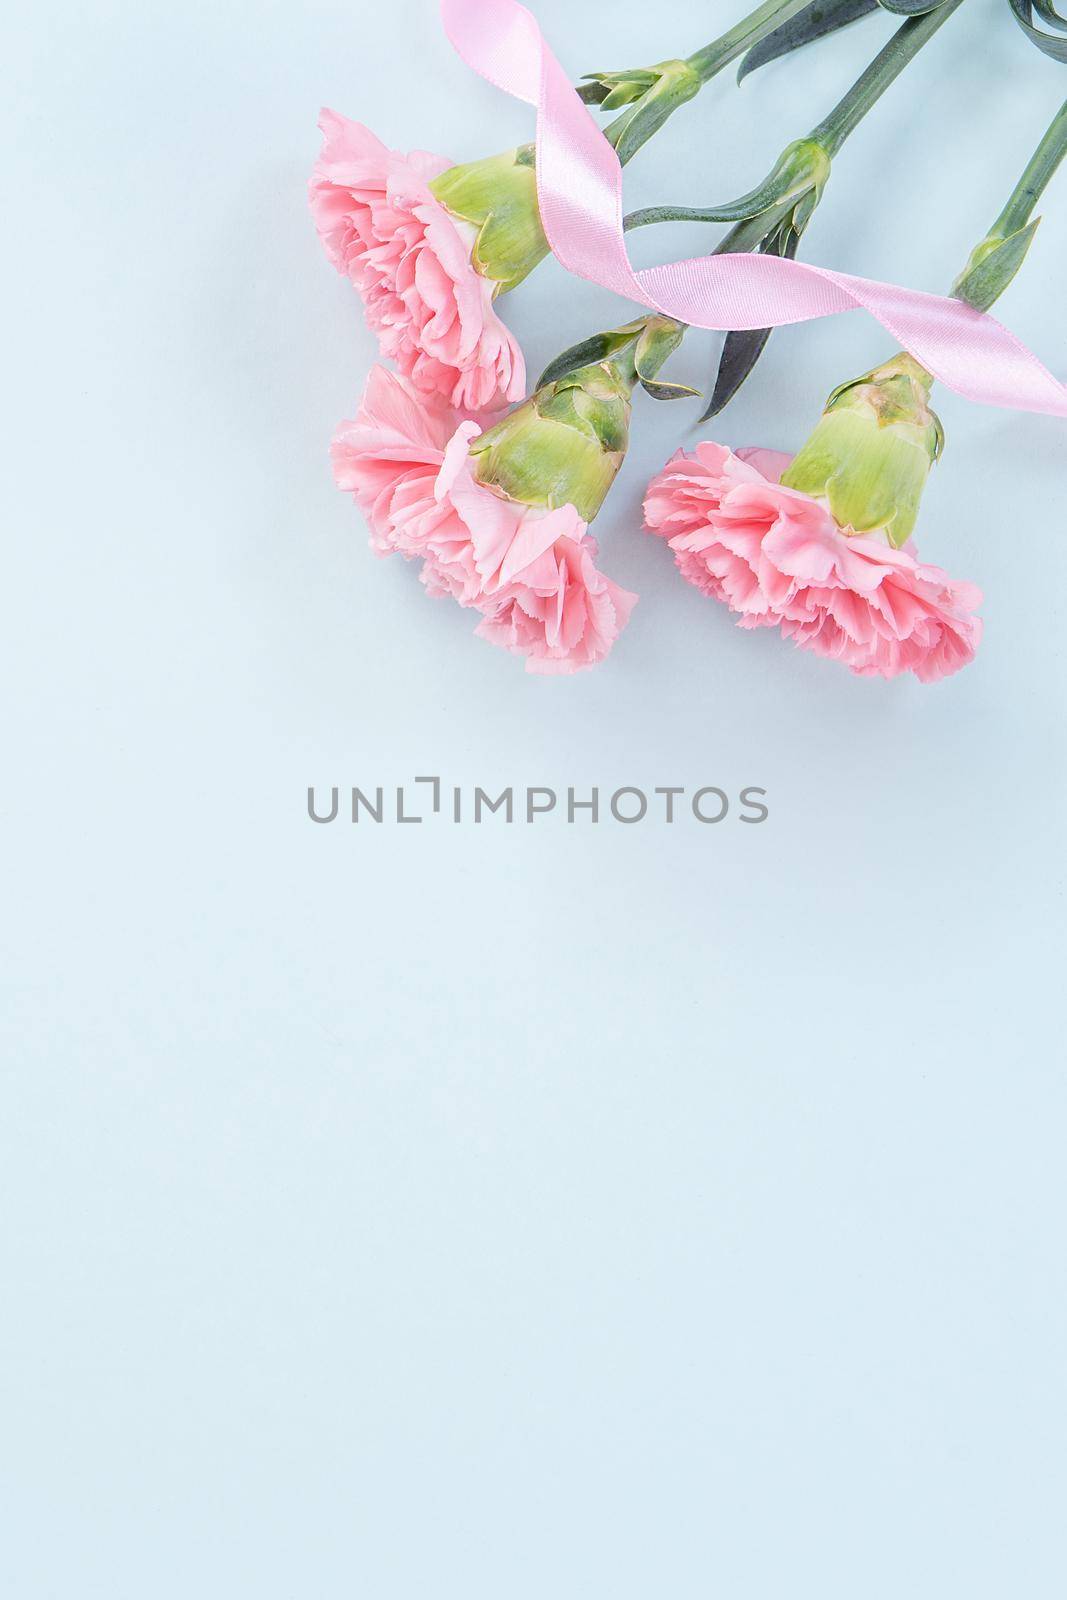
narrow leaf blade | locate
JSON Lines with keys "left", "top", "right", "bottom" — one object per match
{"left": 701, "top": 227, "right": 799, "bottom": 420}
{"left": 1008, "top": 0, "right": 1067, "bottom": 56}
{"left": 953, "top": 220, "right": 1041, "bottom": 313}
{"left": 536, "top": 324, "right": 644, "bottom": 389}
{"left": 700, "top": 328, "right": 775, "bottom": 421}
{"left": 1032, "top": 0, "right": 1067, "bottom": 30}
{"left": 738, "top": 0, "right": 879, "bottom": 83}
{"left": 642, "top": 379, "right": 701, "bottom": 401}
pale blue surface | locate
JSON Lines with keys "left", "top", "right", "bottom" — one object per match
{"left": 3, "top": 0, "right": 1066, "bottom": 1594}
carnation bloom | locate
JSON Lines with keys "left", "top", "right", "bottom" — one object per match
{"left": 331, "top": 366, "right": 636, "bottom": 674}
{"left": 644, "top": 441, "right": 982, "bottom": 682}
{"left": 309, "top": 110, "right": 537, "bottom": 413}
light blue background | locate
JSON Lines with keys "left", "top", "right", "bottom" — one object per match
{"left": 4, "top": 0, "right": 1066, "bottom": 1594}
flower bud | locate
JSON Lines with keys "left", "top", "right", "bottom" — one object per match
{"left": 597, "top": 59, "right": 703, "bottom": 165}
{"left": 758, "top": 138, "right": 831, "bottom": 215}
{"left": 579, "top": 67, "right": 661, "bottom": 109}
{"left": 429, "top": 146, "right": 550, "bottom": 293}
{"left": 467, "top": 359, "right": 635, "bottom": 522}
{"left": 951, "top": 218, "right": 1041, "bottom": 313}
{"left": 780, "top": 352, "right": 944, "bottom": 548}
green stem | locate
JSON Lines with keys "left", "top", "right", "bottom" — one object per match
{"left": 603, "top": 0, "right": 813, "bottom": 164}
{"left": 623, "top": 1, "right": 963, "bottom": 233}
{"left": 809, "top": 0, "right": 966, "bottom": 158}
{"left": 624, "top": 155, "right": 821, "bottom": 232}
{"left": 991, "top": 97, "right": 1067, "bottom": 237}
{"left": 686, "top": 0, "right": 812, "bottom": 81}
{"left": 952, "top": 96, "right": 1067, "bottom": 311}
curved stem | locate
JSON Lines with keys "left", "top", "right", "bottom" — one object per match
{"left": 686, "top": 0, "right": 812, "bottom": 80}
{"left": 623, "top": 0, "right": 963, "bottom": 231}
{"left": 624, "top": 197, "right": 796, "bottom": 239}
{"left": 603, "top": 0, "right": 813, "bottom": 162}
{"left": 809, "top": 0, "right": 966, "bottom": 157}
{"left": 952, "top": 96, "right": 1067, "bottom": 310}
{"left": 992, "top": 97, "right": 1067, "bottom": 237}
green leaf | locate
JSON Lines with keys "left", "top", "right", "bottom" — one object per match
{"left": 877, "top": 0, "right": 948, "bottom": 15}
{"left": 641, "top": 379, "right": 702, "bottom": 401}
{"left": 604, "top": 61, "right": 703, "bottom": 167}
{"left": 579, "top": 68, "right": 658, "bottom": 110}
{"left": 701, "top": 328, "right": 775, "bottom": 419}
{"left": 625, "top": 139, "right": 830, "bottom": 233}
{"left": 1008, "top": 0, "right": 1067, "bottom": 57}
{"left": 737, "top": 0, "right": 878, "bottom": 84}
{"left": 700, "top": 224, "right": 799, "bottom": 420}
{"left": 535, "top": 323, "right": 645, "bottom": 390}
{"left": 634, "top": 317, "right": 684, "bottom": 376}
{"left": 633, "top": 317, "right": 698, "bottom": 399}
{"left": 952, "top": 220, "right": 1042, "bottom": 313}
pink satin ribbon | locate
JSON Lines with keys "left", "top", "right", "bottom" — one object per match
{"left": 441, "top": 0, "right": 1067, "bottom": 417}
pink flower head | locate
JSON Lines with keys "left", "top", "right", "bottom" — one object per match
{"left": 331, "top": 367, "right": 636, "bottom": 673}
{"left": 309, "top": 109, "right": 525, "bottom": 412}
{"left": 644, "top": 442, "right": 982, "bottom": 682}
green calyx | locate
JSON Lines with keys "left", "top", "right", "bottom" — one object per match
{"left": 579, "top": 66, "right": 662, "bottom": 110}
{"left": 734, "top": 137, "right": 832, "bottom": 221}
{"left": 429, "top": 146, "right": 550, "bottom": 294}
{"left": 951, "top": 100, "right": 1067, "bottom": 313}
{"left": 599, "top": 59, "right": 703, "bottom": 166}
{"left": 624, "top": 136, "right": 830, "bottom": 236}
{"left": 951, "top": 220, "right": 1041, "bottom": 313}
{"left": 780, "top": 352, "right": 944, "bottom": 548}
{"left": 468, "top": 359, "right": 637, "bottom": 522}
{"left": 536, "top": 315, "right": 695, "bottom": 398}
{"left": 469, "top": 315, "right": 692, "bottom": 521}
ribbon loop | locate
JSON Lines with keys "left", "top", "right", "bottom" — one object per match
{"left": 441, "top": 0, "right": 1067, "bottom": 417}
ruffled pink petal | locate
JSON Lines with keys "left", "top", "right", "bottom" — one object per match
{"left": 644, "top": 440, "right": 981, "bottom": 682}
{"left": 735, "top": 446, "right": 792, "bottom": 482}
{"left": 309, "top": 109, "right": 525, "bottom": 410}
{"left": 331, "top": 367, "right": 634, "bottom": 671}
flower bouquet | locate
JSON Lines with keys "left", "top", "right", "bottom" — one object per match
{"left": 311, "top": 0, "right": 1067, "bottom": 681}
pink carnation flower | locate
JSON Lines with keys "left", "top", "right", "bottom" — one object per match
{"left": 309, "top": 110, "right": 525, "bottom": 413}
{"left": 331, "top": 367, "right": 636, "bottom": 674}
{"left": 644, "top": 442, "right": 982, "bottom": 682}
